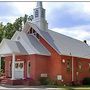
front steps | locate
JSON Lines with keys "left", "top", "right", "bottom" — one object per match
{"left": 0, "top": 78, "right": 35, "bottom": 85}
{"left": 1, "top": 79, "right": 8, "bottom": 84}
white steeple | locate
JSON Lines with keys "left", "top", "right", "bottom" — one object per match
{"left": 37, "top": 1, "right": 42, "bottom": 7}
{"left": 32, "top": 1, "right": 48, "bottom": 31}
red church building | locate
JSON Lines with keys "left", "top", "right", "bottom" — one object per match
{"left": 0, "top": 2, "right": 90, "bottom": 85}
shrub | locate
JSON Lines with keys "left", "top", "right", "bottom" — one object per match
{"left": 82, "top": 77, "right": 90, "bottom": 85}
{"left": 39, "top": 77, "right": 50, "bottom": 85}
{"left": 38, "top": 77, "right": 56, "bottom": 85}
{"left": 38, "top": 77, "right": 63, "bottom": 86}
{"left": 0, "top": 69, "right": 4, "bottom": 76}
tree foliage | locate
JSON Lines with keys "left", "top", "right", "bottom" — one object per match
{"left": 0, "top": 22, "right": 4, "bottom": 42}
{"left": 0, "top": 14, "right": 33, "bottom": 42}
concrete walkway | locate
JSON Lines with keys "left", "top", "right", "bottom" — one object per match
{"left": 0, "top": 84, "right": 65, "bottom": 90}
{"left": 0, "top": 84, "right": 90, "bottom": 90}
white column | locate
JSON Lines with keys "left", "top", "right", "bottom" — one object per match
{"left": 0, "top": 55, "right": 1, "bottom": 71}
{"left": 72, "top": 56, "right": 74, "bottom": 81}
{"left": 11, "top": 54, "right": 15, "bottom": 80}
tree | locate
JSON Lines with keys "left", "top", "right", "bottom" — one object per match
{"left": 0, "top": 22, "right": 4, "bottom": 42}
{"left": 0, "top": 14, "right": 33, "bottom": 40}
{"left": 23, "top": 14, "right": 28, "bottom": 24}
{"left": 4, "top": 23, "right": 15, "bottom": 39}
{"left": 13, "top": 17, "right": 23, "bottom": 31}
{"left": 28, "top": 15, "right": 33, "bottom": 21}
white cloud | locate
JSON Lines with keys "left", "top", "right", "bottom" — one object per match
{"left": 12, "top": 2, "right": 36, "bottom": 16}
{"left": 0, "top": 16, "right": 19, "bottom": 25}
{"left": 82, "top": 2, "right": 90, "bottom": 14}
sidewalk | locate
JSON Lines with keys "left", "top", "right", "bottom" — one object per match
{"left": 0, "top": 84, "right": 90, "bottom": 90}
{"left": 0, "top": 84, "right": 65, "bottom": 90}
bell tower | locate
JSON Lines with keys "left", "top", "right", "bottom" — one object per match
{"left": 32, "top": 1, "right": 48, "bottom": 31}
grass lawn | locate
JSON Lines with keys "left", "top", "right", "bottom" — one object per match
{"left": 43, "top": 85, "right": 90, "bottom": 90}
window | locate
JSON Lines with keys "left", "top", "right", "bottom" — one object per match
{"left": 78, "top": 62, "right": 82, "bottom": 71}
{"left": 15, "top": 63, "right": 18, "bottom": 68}
{"left": 29, "top": 28, "right": 33, "bottom": 34}
{"left": 36, "top": 33, "right": 40, "bottom": 39}
{"left": 27, "top": 28, "right": 40, "bottom": 40}
{"left": 88, "top": 63, "right": 90, "bottom": 71}
{"left": 33, "top": 29, "right": 35, "bottom": 33}
{"left": 35, "top": 10, "right": 39, "bottom": 18}
{"left": 19, "top": 63, "right": 23, "bottom": 69}
{"left": 29, "top": 62, "right": 31, "bottom": 67}
{"left": 66, "top": 59, "right": 71, "bottom": 72}
{"left": 15, "top": 62, "right": 23, "bottom": 69}
{"left": 27, "top": 28, "right": 33, "bottom": 34}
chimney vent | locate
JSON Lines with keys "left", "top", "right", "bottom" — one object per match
{"left": 84, "top": 40, "right": 87, "bottom": 44}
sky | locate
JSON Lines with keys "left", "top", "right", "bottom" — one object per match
{"left": 0, "top": 2, "right": 90, "bottom": 45}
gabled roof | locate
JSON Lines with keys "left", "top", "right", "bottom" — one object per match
{"left": 11, "top": 31, "right": 51, "bottom": 56}
{"left": 44, "top": 30, "right": 90, "bottom": 59}
{"left": 0, "top": 39, "right": 28, "bottom": 55}
{"left": 23, "top": 22, "right": 90, "bottom": 59}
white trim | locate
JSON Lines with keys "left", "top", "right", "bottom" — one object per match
{"left": 24, "top": 22, "right": 61, "bottom": 55}
{"left": 11, "top": 54, "right": 15, "bottom": 80}
{"left": 15, "top": 61, "right": 24, "bottom": 79}
{"left": 72, "top": 56, "right": 74, "bottom": 81}
{"left": 27, "top": 61, "right": 31, "bottom": 78}
{"left": 0, "top": 56, "right": 1, "bottom": 70}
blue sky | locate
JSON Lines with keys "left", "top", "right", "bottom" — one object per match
{"left": 0, "top": 2, "right": 90, "bottom": 45}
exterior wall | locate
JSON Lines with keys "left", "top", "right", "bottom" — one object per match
{"left": 40, "top": 36, "right": 90, "bottom": 84}
{"left": 25, "top": 54, "right": 50, "bottom": 84}
{"left": 5, "top": 56, "right": 12, "bottom": 78}
{"left": 5, "top": 55, "right": 28, "bottom": 78}
{"left": 60, "top": 55, "right": 72, "bottom": 84}
{"left": 4, "top": 36, "right": 90, "bottom": 85}
{"left": 4, "top": 54, "right": 50, "bottom": 85}
{"left": 61, "top": 55, "right": 90, "bottom": 83}
{"left": 40, "top": 37, "right": 63, "bottom": 81}
{"left": 34, "top": 55, "right": 49, "bottom": 82}
{"left": 74, "top": 57, "right": 90, "bottom": 82}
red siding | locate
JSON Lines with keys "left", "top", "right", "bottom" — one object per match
{"left": 40, "top": 37, "right": 62, "bottom": 80}
{"left": 40, "top": 36, "right": 90, "bottom": 84}
{"left": 4, "top": 36, "right": 90, "bottom": 85}
{"left": 4, "top": 54, "right": 50, "bottom": 84}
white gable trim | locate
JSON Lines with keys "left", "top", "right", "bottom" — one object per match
{"left": 0, "top": 39, "right": 12, "bottom": 55}
{"left": 11, "top": 31, "right": 20, "bottom": 41}
{"left": 22, "top": 22, "right": 61, "bottom": 55}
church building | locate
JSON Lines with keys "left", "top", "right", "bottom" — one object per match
{"left": 0, "top": 2, "right": 90, "bottom": 85}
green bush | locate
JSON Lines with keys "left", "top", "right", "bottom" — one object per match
{"left": 38, "top": 77, "right": 63, "bottom": 86}
{"left": 39, "top": 77, "right": 49, "bottom": 85}
{"left": 82, "top": 77, "right": 90, "bottom": 85}
{"left": 0, "top": 69, "right": 4, "bottom": 76}
{"left": 38, "top": 77, "right": 55, "bottom": 85}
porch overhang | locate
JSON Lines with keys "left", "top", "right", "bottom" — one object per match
{"left": 0, "top": 39, "right": 28, "bottom": 80}
{"left": 0, "top": 39, "right": 28, "bottom": 56}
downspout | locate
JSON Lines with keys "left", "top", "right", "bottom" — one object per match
{"left": 72, "top": 55, "right": 74, "bottom": 82}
